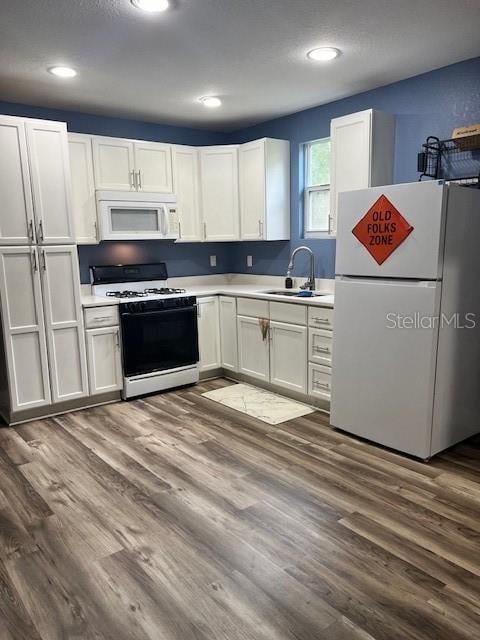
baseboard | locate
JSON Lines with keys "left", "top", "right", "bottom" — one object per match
{"left": 4, "top": 391, "right": 121, "bottom": 427}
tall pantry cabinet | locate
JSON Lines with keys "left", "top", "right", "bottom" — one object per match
{"left": 0, "top": 115, "right": 88, "bottom": 423}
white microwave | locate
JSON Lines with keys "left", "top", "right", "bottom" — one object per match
{"left": 97, "top": 190, "right": 179, "bottom": 241}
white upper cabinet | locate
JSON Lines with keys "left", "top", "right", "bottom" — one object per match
{"left": 239, "top": 138, "right": 290, "bottom": 241}
{"left": 330, "top": 109, "right": 394, "bottom": 232}
{"left": 134, "top": 142, "right": 173, "bottom": 192}
{"left": 0, "top": 246, "right": 51, "bottom": 413}
{"left": 40, "top": 245, "right": 88, "bottom": 403}
{"left": 200, "top": 145, "right": 240, "bottom": 241}
{"left": 68, "top": 133, "right": 98, "bottom": 244}
{"left": 172, "top": 145, "right": 202, "bottom": 242}
{"left": 0, "top": 116, "right": 35, "bottom": 245}
{"left": 92, "top": 136, "right": 136, "bottom": 191}
{"left": 26, "top": 120, "right": 75, "bottom": 244}
{"left": 92, "top": 136, "right": 173, "bottom": 193}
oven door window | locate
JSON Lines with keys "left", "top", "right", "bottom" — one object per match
{"left": 121, "top": 307, "right": 199, "bottom": 377}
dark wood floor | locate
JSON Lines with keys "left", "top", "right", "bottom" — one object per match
{"left": 0, "top": 378, "right": 480, "bottom": 639}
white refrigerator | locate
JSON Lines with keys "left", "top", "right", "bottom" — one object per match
{"left": 331, "top": 180, "right": 480, "bottom": 459}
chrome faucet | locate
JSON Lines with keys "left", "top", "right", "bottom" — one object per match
{"left": 286, "top": 246, "right": 315, "bottom": 291}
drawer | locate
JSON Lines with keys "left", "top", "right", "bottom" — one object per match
{"left": 270, "top": 301, "right": 307, "bottom": 325}
{"left": 309, "top": 328, "right": 332, "bottom": 366}
{"left": 84, "top": 305, "right": 119, "bottom": 329}
{"left": 309, "top": 363, "right": 331, "bottom": 400}
{"left": 308, "top": 306, "right": 334, "bottom": 329}
{"left": 237, "top": 297, "right": 269, "bottom": 318}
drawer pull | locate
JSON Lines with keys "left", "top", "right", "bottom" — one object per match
{"left": 93, "top": 316, "right": 112, "bottom": 322}
{"left": 314, "top": 382, "right": 331, "bottom": 391}
{"left": 313, "top": 346, "right": 331, "bottom": 354}
{"left": 312, "top": 317, "right": 330, "bottom": 325}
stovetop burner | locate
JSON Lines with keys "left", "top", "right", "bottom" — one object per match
{"left": 144, "top": 287, "right": 187, "bottom": 295}
{"left": 106, "top": 290, "right": 149, "bottom": 299}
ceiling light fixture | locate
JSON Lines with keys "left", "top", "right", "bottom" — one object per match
{"left": 199, "top": 96, "right": 222, "bottom": 108}
{"left": 307, "top": 47, "right": 341, "bottom": 62}
{"left": 131, "top": 0, "right": 169, "bottom": 12}
{"left": 48, "top": 66, "right": 77, "bottom": 78}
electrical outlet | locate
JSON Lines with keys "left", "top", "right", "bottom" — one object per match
{"left": 210, "top": 255, "right": 217, "bottom": 267}
{"left": 247, "top": 255, "right": 253, "bottom": 267}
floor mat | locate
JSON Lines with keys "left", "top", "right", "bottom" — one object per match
{"left": 202, "top": 383, "right": 315, "bottom": 425}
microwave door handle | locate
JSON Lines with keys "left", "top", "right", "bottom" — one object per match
{"left": 162, "top": 204, "right": 169, "bottom": 236}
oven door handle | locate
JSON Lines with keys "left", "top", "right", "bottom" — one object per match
{"left": 121, "top": 307, "right": 196, "bottom": 319}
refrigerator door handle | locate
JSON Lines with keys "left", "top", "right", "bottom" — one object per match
{"left": 336, "top": 276, "right": 439, "bottom": 288}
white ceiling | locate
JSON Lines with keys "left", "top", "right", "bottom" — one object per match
{"left": 1, "top": 0, "right": 479, "bottom": 131}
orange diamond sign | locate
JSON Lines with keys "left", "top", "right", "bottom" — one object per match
{"left": 352, "top": 194, "right": 414, "bottom": 265}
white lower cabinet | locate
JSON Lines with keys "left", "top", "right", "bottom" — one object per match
{"left": 219, "top": 296, "right": 237, "bottom": 372}
{"left": 308, "top": 307, "right": 334, "bottom": 402}
{"left": 86, "top": 326, "right": 122, "bottom": 394}
{"left": 269, "top": 321, "right": 307, "bottom": 394}
{"left": 197, "top": 296, "right": 221, "bottom": 372}
{"left": 308, "top": 328, "right": 333, "bottom": 366}
{"left": 237, "top": 314, "right": 270, "bottom": 382}
{"left": 198, "top": 294, "right": 334, "bottom": 405}
{"left": 40, "top": 245, "right": 88, "bottom": 403}
{"left": 0, "top": 246, "right": 51, "bottom": 412}
{"left": 309, "top": 363, "right": 332, "bottom": 400}
{"left": 0, "top": 244, "right": 88, "bottom": 417}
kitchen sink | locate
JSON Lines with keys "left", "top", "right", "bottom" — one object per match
{"left": 262, "top": 290, "right": 327, "bottom": 297}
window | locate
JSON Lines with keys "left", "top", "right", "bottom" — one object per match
{"left": 304, "top": 138, "right": 332, "bottom": 237}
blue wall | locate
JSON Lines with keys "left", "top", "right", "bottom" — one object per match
{"left": 230, "top": 56, "right": 480, "bottom": 279}
{"left": 2, "top": 56, "right": 480, "bottom": 282}
{"left": 0, "top": 101, "right": 228, "bottom": 145}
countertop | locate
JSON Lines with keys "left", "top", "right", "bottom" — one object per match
{"left": 81, "top": 284, "right": 334, "bottom": 308}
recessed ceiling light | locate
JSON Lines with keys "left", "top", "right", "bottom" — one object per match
{"left": 199, "top": 96, "right": 222, "bottom": 108}
{"left": 131, "top": 0, "right": 169, "bottom": 12}
{"left": 307, "top": 47, "right": 341, "bottom": 62}
{"left": 48, "top": 66, "right": 77, "bottom": 78}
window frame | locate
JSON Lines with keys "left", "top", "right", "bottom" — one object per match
{"left": 303, "top": 137, "right": 334, "bottom": 239}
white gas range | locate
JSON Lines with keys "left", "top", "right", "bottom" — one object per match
{"left": 90, "top": 263, "right": 199, "bottom": 399}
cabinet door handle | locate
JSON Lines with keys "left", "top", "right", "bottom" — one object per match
{"left": 203, "top": 222, "right": 207, "bottom": 240}
{"left": 178, "top": 221, "right": 182, "bottom": 239}
{"left": 41, "top": 249, "right": 46, "bottom": 271}
{"left": 314, "top": 346, "right": 331, "bottom": 354}
{"left": 93, "top": 220, "right": 98, "bottom": 240}
{"left": 197, "top": 303, "right": 202, "bottom": 319}
{"left": 130, "top": 170, "right": 136, "bottom": 189}
{"left": 115, "top": 329, "right": 120, "bottom": 349}
{"left": 137, "top": 170, "right": 142, "bottom": 190}
{"left": 258, "top": 220, "right": 263, "bottom": 238}
{"left": 30, "top": 249, "right": 37, "bottom": 272}
{"left": 38, "top": 220, "right": 44, "bottom": 242}
{"left": 28, "top": 219, "right": 35, "bottom": 243}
